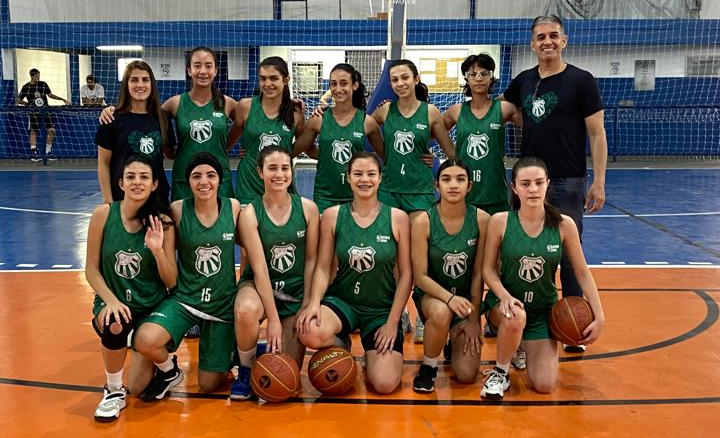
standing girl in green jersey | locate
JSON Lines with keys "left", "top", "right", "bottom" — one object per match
{"left": 443, "top": 54, "right": 520, "bottom": 215}
{"left": 370, "top": 59, "right": 456, "bottom": 215}
{"left": 134, "top": 153, "right": 242, "bottom": 400}
{"left": 231, "top": 56, "right": 306, "bottom": 205}
{"left": 231, "top": 146, "right": 320, "bottom": 400}
{"left": 85, "top": 155, "right": 177, "bottom": 421}
{"left": 293, "top": 63, "right": 384, "bottom": 213}
{"left": 480, "top": 156, "right": 605, "bottom": 400}
{"left": 296, "top": 151, "right": 412, "bottom": 394}
{"left": 101, "top": 47, "right": 238, "bottom": 201}
{"left": 410, "top": 159, "right": 490, "bottom": 393}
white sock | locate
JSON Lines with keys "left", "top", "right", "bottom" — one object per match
{"left": 45, "top": 144, "right": 52, "bottom": 153}
{"left": 496, "top": 362, "right": 510, "bottom": 374}
{"left": 105, "top": 370, "right": 124, "bottom": 390}
{"left": 238, "top": 348, "right": 256, "bottom": 368}
{"left": 30, "top": 145, "right": 37, "bottom": 151}
{"left": 155, "top": 356, "right": 174, "bottom": 372}
{"left": 423, "top": 355, "right": 439, "bottom": 368}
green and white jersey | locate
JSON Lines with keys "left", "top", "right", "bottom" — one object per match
{"left": 380, "top": 101, "right": 432, "bottom": 194}
{"left": 415, "top": 205, "right": 478, "bottom": 299}
{"left": 456, "top": 100, "right": 508, "bottom": 206}
{"left": 236, "top": 96, "right": 295, "bottom": 204}
{"left": 172, "top": 92, "right": 233, "bottom": 200}
{"left": 327, "top": 203, "right": 397, "bottom": 312}
{"left": 313, "top": 109, "right": 366, "bottom": 205}
{"left": 175, "top": 196, "right": 237, "bottom": 321}
{"left": 96, "top": 202, "right": 167, "bottom": 314}
{"left": 499, "top": 211, "right": 561, "bottom": 314}
{"left": 241, "top": 194, "right": 307, "bottom": 303}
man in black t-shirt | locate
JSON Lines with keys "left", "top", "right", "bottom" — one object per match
{"left": 502, "top": 15, "right": 607, "bottom": 352}
{"left": 16, "top": 68, "right": 69, "bottom": 161}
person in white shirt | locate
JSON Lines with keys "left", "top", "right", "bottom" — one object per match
{"left": 81, "top": 74, "right": 106, "bottom": 106}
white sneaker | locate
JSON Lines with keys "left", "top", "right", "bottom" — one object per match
{"left": 94, "top": 385, "right": 127, "bottom": 422}
{"left": 480, "top": 368, "right": 510, "bottom": 400}
{"left": 511, "top": 348, "right": 526, "bottom": 370}
{"left": 414, "top": 316, "right": 424, "bottom": 343}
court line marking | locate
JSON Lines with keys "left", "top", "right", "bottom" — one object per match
{"left": 0, "top": 206, "right": 91, "bottom": 217}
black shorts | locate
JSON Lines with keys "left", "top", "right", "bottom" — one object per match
{"left": 28, "top": 114, "right": 53, "bottom": 131}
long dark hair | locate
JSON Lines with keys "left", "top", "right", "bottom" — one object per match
{"left": 186, "top": 46, "right": 225, "bottom": 111}
{"left": 330, "top": 63, "right": 368, "bottom": 111}
{"left": 389, "top": 59, "right": 429, "bottom": 102}
{"left": 257, "top": 145, "right": 292, "bottom": 170}
{"left": 120, "top": 155, "right": 172, "bottom": 228}
{"left": 510, "top": 156, "right": 562, "bottom": 228}
{"left": 436, "top": 158, "right": 471, "bottom": 181}
{"left": 347, "top": 151, "right": 382, "bottom": 174}
{"left": 259, "top": 56, "right": 295, "bottom": 130}
{"left": 461, "top": 53, "right": 497, "bottom": 97}
{"left": 116, "top": 61, "right": 168, "bottom": 152}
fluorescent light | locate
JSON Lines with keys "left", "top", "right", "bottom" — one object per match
{"left": 96, "top": 45, "right": 143, "bottom": 51}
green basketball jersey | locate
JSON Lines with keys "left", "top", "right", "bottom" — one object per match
{"left": 380, "top": 101, "right": 432, "bottom": 194}
{"left": 456, "top": 100, "right": 508, "bottom": 206}
{"left": 313, "top": 109, "right": 366, "bottom": 205}
{"left": 95, "top": 202, "right": 167, "bottom": 314}
{"left": 241, "top": 194, "right": 307, "bottom": 303}
{"left": 498, "top": 211, "right": 561, "bottom": 314}
{"left": 236, "top": 96, "right": 296, "bottom": 204}
{"left": 415, "top": 205, "right": 479, "bottom": 299}
{"left": 175, "top": 196, "right": 237, "bottom": 321}
{"left": 327, "top": 203, "right": 396, "bottom": 311}
{"left": 172, "top": 92, "right": 233, "bottom": 201}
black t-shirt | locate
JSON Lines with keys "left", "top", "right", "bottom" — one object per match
{"left": 19, "top": 81, "right": 51, "bottom": 108}
{"left": 504, "top": 64, "right": 603, "bottom": 178}
{"left": 95, "top": 112, "right": 172, "bottom": 203}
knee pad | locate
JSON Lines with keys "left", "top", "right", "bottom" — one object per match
{"left": 100, "top": 314, "right": 133, "bottom": 350}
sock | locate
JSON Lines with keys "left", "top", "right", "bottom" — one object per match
{"left": 238, "top": 348, "right": 256, "bottom": 368}
{"left": 30, "top": 145, "right": 37, "bottom": 151}
{"left": 155, "top": 356, "right": 174, "bottom": 373}
{"left": 45, "top": 144, "right": 52, "bottom": 154}
{"left": 105, "top": 369, "right": 124, "bottom": 390}
{"left": 496, "top": 362, "right": 510, "bottom": 374}
{"left": 423, "top": 355, "right": 439, "bottom": 368}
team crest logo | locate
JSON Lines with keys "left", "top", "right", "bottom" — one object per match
{"left": 115, "top": 251, "right": 142, "bottom": 279}
{"left": 259, "top": 133, "right": 282, "bottom": 151}
{"left": 348, "top": 246, "right": 376, "bottom": 273}
{"left": 466, "top": 134, "right": 489, "bottom": 160}
{"left": 518, "top": 256, "right": 545, "bottom": 283}
{"left": 331, "top": 140, "right": 352, "bottom": 164}
{"left": 189, "top": 120, "right": 213, "bottom": 143}
{"left": 443, "top": 252, "right": 468, "bottom": 279}
{"left": 139, "top": 136, "right": 155, "bottom": 154}
{"left": 393, "top": 131, "right": 415, "bottom": 155}
{"left": 195, "top": 246, "right": 222, "bottom": 277}
{"left": 523, "top": 92, "right": 558, "bottom": 124}
{"left": 270, "top": 244, "right": 296, "bottom": 273}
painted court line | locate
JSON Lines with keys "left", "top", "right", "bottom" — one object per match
{"left": 601, "top": 261, "right": 626, "bottom": 265}
{"left": 51, "top": 264, "right": 73, "bottom": 269}
{"left": 16, "top": 264, "right": 38, "bottom": 268}
{"left": 644, "top": 261, "right": 670, "bottom": 265}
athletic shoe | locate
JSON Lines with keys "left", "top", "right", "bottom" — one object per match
{"left": 511, "top": 348, "right": 527, "bottom": 370}
{"left": 412, "top": 364, "right": 438, "bottom": 393}
{"left": 256, "top": 340, "right": 267, "bottom": 357}
{"left": 483, "top": 321, "right": 497, "bottom": 338}
{"left": 401, "top": 311, "right": 413, "bottom": 334}
{"left": 30, "top": 149, "right": 41, "bottom": 162}
{"left": 443, "top": 340, "right": 453, "bottom": 361}
{"left": 230, "top": 365, "right": 253, "bottom": 400}
{"left": 94, "top": 385, "right": 127, "bottom": 422}
{"left": 413, "top": 316, "right": 424, "bottom": 343}
{"left": 480, "top": 367, "right": 510, "bottom": 400}
{"left": 140, "top": 355, "right": 183, "bottom": 402}
{"left": 185, "top": 324, "right": 200, "bottom": 338}
{"left": 563, "top": 344, "right": 586, "bottom": 353}
{"left": 46, "top": 151, "right": 57, "bottom": 161}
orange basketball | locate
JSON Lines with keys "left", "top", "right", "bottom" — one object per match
{"left": 549, "top": 296, "right": 595, "bottom": 346}
{"left": 307, "top": 347, "right": 357, "bottom": 396}
{"left": 250, "top": 353, "right": 300, "bottom": 402}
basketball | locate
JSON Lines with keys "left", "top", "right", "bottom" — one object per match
{"left": 307, "top": 347, "right": 357, "bottom": 396}
{"left": 250, "top": 353, "right": 300, "bottom": 402}
{"left": 549, "top": 296, "right": 595, "bottom": 346}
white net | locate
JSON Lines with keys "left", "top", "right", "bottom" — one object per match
{"left": 0, "top": 0, "right": 719, "bottom": 163}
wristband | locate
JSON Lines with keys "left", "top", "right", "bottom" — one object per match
{"left": 445, "top": 294, "right": 455, "bottom": 306}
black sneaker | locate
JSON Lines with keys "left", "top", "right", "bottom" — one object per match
{"left": 185, "top": 324, "right": 200, "bottom": 338}
{"left": 563, "top": 344, "right": 586, "bottom": 353}
{"left": 30, "top": 149, "right": 41, "bottom": 162}
{"left": 443, "top": 340, "right": 453, "bottom": 361}
{"left": 141, "top": 355, "right": 184, "bottom": 402}
{"left": 412, "top": 364, "right": 438, "bottom": 393}
{"left": 46, "top": 151, "right": 57, "bottom": 161}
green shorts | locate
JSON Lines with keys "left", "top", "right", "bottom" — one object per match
{"left": 237, "top": 279, "right": 302, "bottom": 321}
{"left": 378, "top": 189, "right": 435, "bottom": 213}
{"left": 483, "top": 291, "right": 552, "bottom": 341}
{"left": 313, "top": 196, "right": 350, "bottom": 215}
{"left": 143, "top": 297, "right": 235, "bottom": 372}
{"left": 322, "top": 295, "right": 403, "bottom": 353}
{"left": 471, "top": 200, "right": 510, "bottom": 216}
{"left": 412, "top": 288, "right": 473, "bottom": 329}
